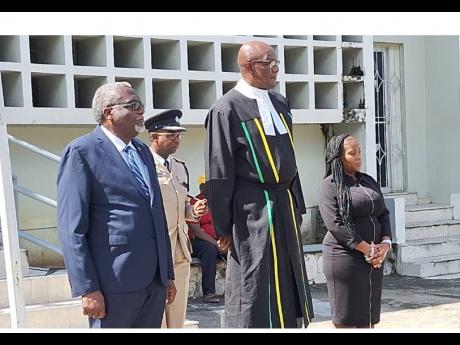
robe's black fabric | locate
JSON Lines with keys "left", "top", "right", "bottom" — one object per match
{"left": 205, "top": 89, "right": 314, "bottom": 328}
{"left": 319, "top": 172, "right": 392, "bottom": 326}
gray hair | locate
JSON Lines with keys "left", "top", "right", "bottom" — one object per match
{"left": 92, "top": 81, "right": 132, "bottom": 124}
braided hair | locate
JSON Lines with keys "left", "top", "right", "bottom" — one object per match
{"left": 325, "top": 134, "right": 354, "bottom": 235}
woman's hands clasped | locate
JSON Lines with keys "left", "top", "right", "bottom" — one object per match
{"left": 367, "top": 242, "right": 391, "bottom": 269}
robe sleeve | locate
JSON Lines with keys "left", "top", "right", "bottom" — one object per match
{"left": 205, "top": 108, "right": 236, "bottom": 236}
{"left": 291, "top": 172, "right": 307, "bottom": 224}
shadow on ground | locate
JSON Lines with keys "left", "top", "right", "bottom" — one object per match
{"left": 187, "top": 274, "right": 460, "bottom": 329}
{"left": 186, "top": 295, "right": 225, "bottom": 328}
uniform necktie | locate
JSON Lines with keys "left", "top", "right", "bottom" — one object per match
{"left": 124, "top": 146, "right": 150, "bottom": 198}
{"left": 164, "top": 159, "right": 170, "bottom": 171}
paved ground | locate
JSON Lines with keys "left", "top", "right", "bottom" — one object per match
{"left": 186, "top": 273, "right": 460, "bottom": 330}
{"left": 187, "top": 296, "right": 225, "bottom": 328}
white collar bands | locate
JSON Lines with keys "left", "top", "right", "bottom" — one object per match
{"left": 234, "top": 79, "right": 287, "bottom": 136}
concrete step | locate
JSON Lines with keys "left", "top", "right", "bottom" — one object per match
{"left": 0, "top": 299, "right": 87, "bottom": 328}
{"left": 417, "top": 196, "right": 432, "bottom": 205}
{"left": 0, "top": 268, "right": 70, "bottom": 308}
{"left": 0, "top": 265, "right": 199, "bottom": 328}
{"left": 0, "top": 249, "right": 30, "bottom": 279}
{"left": 405, "top": 219, "right": 460, "bottom": 241}
{"left": 405, "top": 204, "right": 453, "bottom": 223}
{"left": 398, "top": 235, "right": 460, "bottom": 261}
{"left": 397, "top": 253, "right": 460, "bottom": 278}
{"left": 184, "top": 319, "right": 199, "bottom": 328}
{"left": 0, "top": 301, "right": 200, "bottom": 328}
{"left": 385, "top": 192, "right": 418, "bottom": 206}
{"left": 423, "top": 272, "right": 460, "bottom": 280}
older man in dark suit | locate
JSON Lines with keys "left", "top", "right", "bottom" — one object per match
{"left": 57, "top": 81, "right": 176, "bottom": 328}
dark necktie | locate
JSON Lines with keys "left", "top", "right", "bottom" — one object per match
{"left": 124, "top": 146, "right": 150, "bottom": 198}
{"left": 164, "top": 159, "right": 170, "bottom": 171}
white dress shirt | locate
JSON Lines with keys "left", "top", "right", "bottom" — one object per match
{"left": 100, "top": 125, "right": 152, "bottom": 196}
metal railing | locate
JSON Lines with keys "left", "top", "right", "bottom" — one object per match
{"left": 7, "top": 135, "right": 60, "bottom": 163}
{"left": 7, "top": 134, "right": 62, "bottom": 256}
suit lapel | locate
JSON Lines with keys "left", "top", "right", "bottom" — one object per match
{"left": 95, "top": 126, "right": 149, "bottom": 202}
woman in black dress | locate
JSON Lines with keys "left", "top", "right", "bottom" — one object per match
{"left": 319, "top": 134, "right": 392, "bottom": 328}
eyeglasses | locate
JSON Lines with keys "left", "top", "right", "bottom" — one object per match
{"left": 110, "top": 100, "right": 144, "bottom": 111}
{"left": 249, "top": 59, "right": 280, "bottom": 70}
{"left": 155, "top": 132, "right": 183, "bottom": 139}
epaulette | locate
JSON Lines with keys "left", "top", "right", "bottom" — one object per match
{"left": 172, "top": 157, "right": 189, "bottom": 192}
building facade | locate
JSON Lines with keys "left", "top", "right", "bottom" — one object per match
{"left": 1, "top": 35, "right": 460, "bottom": 278}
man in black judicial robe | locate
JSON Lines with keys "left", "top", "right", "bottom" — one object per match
{"left": 204, "top": 41, "right": 314, "bottom": 328}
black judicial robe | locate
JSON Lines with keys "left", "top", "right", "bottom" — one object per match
{"left": 205, "top": 88, "right": 314, "bottom": 328}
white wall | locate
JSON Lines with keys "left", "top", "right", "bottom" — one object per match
{"left": 291, "top": 124, "right": 325, "bottom": 207}
{"left": 424, "top": 36, "right": 460, "bottom": 204}
{"left": 374, "top": 36, "right": 429, "bottom": 199}
{"left": 8, "top": 122, "right": 327, "bottom": 233}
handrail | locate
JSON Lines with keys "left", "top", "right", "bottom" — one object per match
{"left": 6, "top": 134, "right": 63, "bottom": 257}
{"left": 12, "top": 183, "right": 62, "bottom": 255}
{"left": 1, "top": 112, "right": 27, "bottom": 327}
{"left": 8, "top": 135, "right": 61, "bottom": 163}
{"left": 17, "top": 231, "right": 63, "bottom": 256}
{"left": 13, "top": 183, "right": 57, "bottom": 208}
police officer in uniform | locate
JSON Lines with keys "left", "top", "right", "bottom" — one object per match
{"left": 145, "top": 109, "right": 208, "bottom": 328}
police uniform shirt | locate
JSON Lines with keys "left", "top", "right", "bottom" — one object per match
{"left": 151, "top": 150, "right": 193, "bottom": 261}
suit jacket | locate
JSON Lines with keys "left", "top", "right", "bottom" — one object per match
{"left": 153, "top": 155, "right": 194, "bottom": 263}
{"left": 57, "top": 126, "right": 174, "bottom": 298}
